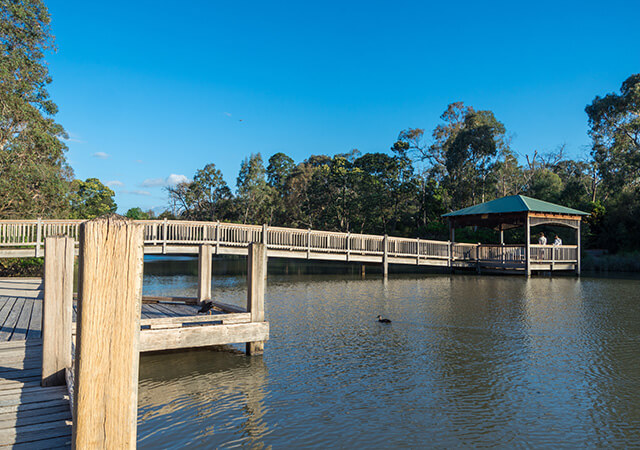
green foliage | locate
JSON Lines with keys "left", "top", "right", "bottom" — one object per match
{"left": 0, "top": 0, "right": 72, "bottom": 218}
{"left": 586, "top": 73, "right": 640, "bottom": 194}
{"left": 69, "top": 178, "right": 117, "bottom": 219}
{"left": 125, "top": 207, "right": 150, "bottom": 220}
{"left": 237, "top": 153, "right": 272, "bottom": 224}
{"left": 0, "top": 258, "right": 44, "bottom": 277}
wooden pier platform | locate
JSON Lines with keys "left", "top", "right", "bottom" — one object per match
{"left": 0, "top": 280, "right": 71, "bottom": 449}
{"left": 0, "top": 275, "right": 268, "bottom": 448}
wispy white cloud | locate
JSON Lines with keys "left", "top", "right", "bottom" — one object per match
{"left": 141, "top": 178, "right": 165, "bottom": 187}
{"left": 223, "top": 112, "right": 232, "bottom": 117}
{"left": 141, "top": 174, "right": 189, "bottom": 188}
{"left": 106, "top": 180, "right": 124, "bottom": 187}
{"left": 135, "top": 159, "right": 143, "bottom": 164}
{"left": 122, "top": 190, "right": 151, "bottom": 196}
{"left": 93, "top": 152, "right": 110, "bottom": 159}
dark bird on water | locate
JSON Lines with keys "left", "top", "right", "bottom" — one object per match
{"left": 198, "top": 300, "right": 214, "bottom": 315}
{"left": 377, "top": 315, "right": 391, "bottom": 323}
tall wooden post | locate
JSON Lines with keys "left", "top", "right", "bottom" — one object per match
{"left": 382, "top": 235, "right": 389, "bottom": 278}
{"left": 41, "top": 236, "right": 74, "bottom": 387}
{"left": 246, "top": 242, "right": 266, "bottom": 355}
{"left": 449, "top": 221, "right": 455, "bottom": 273}
{"left": 35, "top": 218, "right": 43, "bottom": 258}
{"left": 576, "top": 221, "right": 581, "bottom": 276}
{"left": 525, "top": 214, "right": 531, "bottom": 277}
{"left": 162, "top": 217, "right": 168, "bottom": 254}
{"left": 198, "top": 244, "right": 213, "bottom": 301}
{"left": 73, "top": 216, "right": 144, "bottom": 449}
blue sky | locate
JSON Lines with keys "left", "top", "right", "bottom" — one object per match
{"left": 46, "top": 0, "right": 640, "bottom": 213}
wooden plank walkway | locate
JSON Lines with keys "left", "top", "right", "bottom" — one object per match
{"left": 0, "top": 340, "right": 72, "bottom": 448}
{"left": 0, "top": 278, "right": 256, "bottom": 448}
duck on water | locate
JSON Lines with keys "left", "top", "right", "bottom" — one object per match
{"left": 377, "top": 315, "right": 391, "bottom": 323}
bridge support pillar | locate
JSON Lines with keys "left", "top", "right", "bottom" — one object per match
{"left": 198, "top": 244, "right": 213, "bottom": 301}
{"left": 247, "top": 243, "right": 266, "bottom": 355}
{"left": 576, "top": 221, "right": 581, "bottom": 276}
{"left": 382, "top": 235, "right": 388, "bottom": 278}
{"left": 525, "top": 214, "right": 531, "bottom": 277}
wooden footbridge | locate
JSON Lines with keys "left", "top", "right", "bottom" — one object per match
{"left": 0, "top": 206, "right": 582, "bottom": 276}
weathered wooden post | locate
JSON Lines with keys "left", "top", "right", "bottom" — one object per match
{"left": 162, "top": 217, "right": 168, "bottom": 254}
{"left": 525, "top": 214, "right": 531, "bottom": 277}
{"left": 35, "top": 218, "right": 43, "bottom": 257}
{"left": 246, "top": 242, "right": 267, "bottom": 355}
{"left": 346, "top": 232, "right": 351, "bottom": 262}
{"left": 576, "top": 221, "right": 581, "bottom": 276}
{"left": 198, "top": 244, "right": 213, "bottom": 301}
{"left": 73, "top": 216, "right": 144, "bottom": 449}
{"left": 215, "top": 221, "right": 220, "bottom": 254}
{"left": 41, "top": 236, "right": 74, "bottom": 387}
{"left": 382, "top": 234, "right": 389, "bottom": 278}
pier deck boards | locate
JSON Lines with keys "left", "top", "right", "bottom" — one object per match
{"left": 0, "top": 340, "right": 73, "bottom": 448}
{"left": 0, "top": 279, "right": 263, "bottom": 448}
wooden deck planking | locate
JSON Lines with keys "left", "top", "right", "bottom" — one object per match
{"left": 11, "top": 298, "right": 34, "bottom": 341}
{"left": 2, "top": 287, "right": 236, "bottom": 343}
{"left": 0, "top": 298, "right": 25, "bottom": 341}
{"left": 0, "top": 339, "right": 72, "bottom": 448}
{"left": 0, "top": 298, "right": 17, "bottom": 336}
{"left": 27, "top": 299, "right": 42, "bottom": 340}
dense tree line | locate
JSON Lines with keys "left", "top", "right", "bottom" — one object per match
{"left": 165, "top": 81, "right": 639, "bottom": 253}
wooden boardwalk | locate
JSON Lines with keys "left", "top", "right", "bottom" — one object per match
{"left": 0, "top": 278, "right": 251, "bottom": 448}
{"left": 0, "top": 279, "right": 71, "bottom": 448}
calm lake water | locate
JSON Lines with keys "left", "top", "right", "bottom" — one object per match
{"left": 137, "top": 257, "right": 640, "bottom": 448}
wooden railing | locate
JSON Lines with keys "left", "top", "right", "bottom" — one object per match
{"left": 0, "top": 219, "right": 578, "bottom": 268}
{"left": 530, "top": 244, "right": 578, "bottom": 262}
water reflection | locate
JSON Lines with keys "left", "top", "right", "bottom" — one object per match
{"left": 137, "top": 258, "right": 640, "bottom": 447}
{"left": 138, "top": 349, "right": 269, "bottom": 448}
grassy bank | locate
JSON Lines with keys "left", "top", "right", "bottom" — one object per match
{"left": 0, "top": 258, "right": 44, "bottom": 277}
{"left": 582, "top": 252, "right": 640, "bottom": 273}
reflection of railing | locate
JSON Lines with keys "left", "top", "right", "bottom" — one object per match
{"left": 0, "top": 219, "right": 579, "bottom": 267}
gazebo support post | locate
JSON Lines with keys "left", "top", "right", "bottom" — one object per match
{"left": 448, "top": 221, "right": 455, "bottom": 273}
{"left": 499, "top": 225, "right": 505, "bottom": 266}
{"left": 525, "top": 214, "right": 531, "bottom": 277}
{"left": 576, "top": 221, "right": 581, "bottom": 276}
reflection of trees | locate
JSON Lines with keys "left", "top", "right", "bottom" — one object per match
{"left": 137, "top": 349, "right": 269, "bottom": 448}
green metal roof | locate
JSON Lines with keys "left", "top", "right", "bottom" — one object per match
{"left": 442, "top": 195, "right": 589, "bottom": 217}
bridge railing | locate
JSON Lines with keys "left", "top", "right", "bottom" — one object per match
{"left": 530, "top": 244, "right": 578, "bottom": 262}
{"left": 0, "top": 219, "right": 578, "bottom": 265}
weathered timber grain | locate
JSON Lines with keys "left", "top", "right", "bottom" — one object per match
{"left": 198, "top": 244, "right": 213, "bottom": 301}
{"left": 42, "top": 236, "right": 74, "bottom": 387}
{"left": 246, "top": 243, "right": 266, "bottom": 355}
{"left": 73, "top": 216, "right": 143, "bottom": 449}
{"left": 139, "top": 322, "right": 269, "bottom": 352}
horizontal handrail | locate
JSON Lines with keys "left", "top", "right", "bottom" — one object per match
{"left": 0, "top": 219, "right": 579, "bottom": 266}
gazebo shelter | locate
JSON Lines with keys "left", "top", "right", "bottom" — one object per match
{"left": 442, "top": 195, "right": 589, "bottom": 275}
